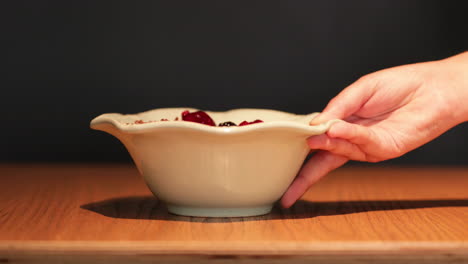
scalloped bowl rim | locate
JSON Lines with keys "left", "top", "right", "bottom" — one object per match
{"left": 90, "top": 107, "right": 339, "bottom": 135}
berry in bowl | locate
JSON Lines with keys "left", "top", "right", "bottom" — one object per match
{"left": 90, "top": 108, "right": 337, "bottom": 217}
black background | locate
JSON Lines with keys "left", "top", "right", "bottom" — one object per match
{"left": 1, "top": 1, "right": 467, "bottom": 164}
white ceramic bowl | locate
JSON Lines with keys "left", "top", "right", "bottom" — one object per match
{"left": 90, "top": 108, "right": 336, "bottom": 217}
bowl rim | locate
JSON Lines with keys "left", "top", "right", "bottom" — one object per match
{"left": 90, "top": 107, "right": 339, "bottom": 135}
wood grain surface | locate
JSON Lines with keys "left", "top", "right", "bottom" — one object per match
{"left": 0, "top": 164, "right": 467, "bottom": 263}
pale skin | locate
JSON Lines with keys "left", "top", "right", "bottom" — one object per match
{"left": 281, "top": 51, "right": 468, "bottom": 208}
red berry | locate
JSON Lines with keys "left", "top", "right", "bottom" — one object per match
{"left": 239, "top": 119, "right": 263, "bottom": 126}
{"left": 181, "top": 110, "right": 216, "bottom": 126}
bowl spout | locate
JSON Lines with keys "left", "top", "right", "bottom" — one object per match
{"left": 90, "top": 114, "right": 143, "bottom": 172}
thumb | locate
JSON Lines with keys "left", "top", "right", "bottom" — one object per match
{"left": 310, "top": 75, "right": 377, "bottom": 125}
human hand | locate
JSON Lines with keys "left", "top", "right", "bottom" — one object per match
{"left": 281, "top": 52, "right": 468, "bottom": 208}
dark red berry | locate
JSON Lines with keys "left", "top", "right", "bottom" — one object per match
{"left": 219, "top": 121, "right": 237, "bottom": 127}
{"left": 181, "top": 110, "right": 216, "bottom": 126}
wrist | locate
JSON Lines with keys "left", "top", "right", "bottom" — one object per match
{"left": 440, "top": 52, "right": 468, "bottom": 124}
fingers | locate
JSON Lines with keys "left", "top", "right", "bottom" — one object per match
{"left": 326, "top": 120, "right": 376, "bottom": 145}
{"left": 310, "top": 75, "right": 377, "bottom": 125}
{"left": 307, "top": 133, "right": 367, "bottom": 161}
{"left": 307, "top": 120, "right": 378, "bottom": 161}
{"left": 280, "top": 151, "right": 348, "bottom": 208}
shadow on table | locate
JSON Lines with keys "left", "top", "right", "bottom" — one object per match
{"left": 80, "top": 196, "right": 468, "bottom": 223}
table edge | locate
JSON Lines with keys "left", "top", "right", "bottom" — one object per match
{"left": 1, "top": 241, "right": 467, "bottom": 256}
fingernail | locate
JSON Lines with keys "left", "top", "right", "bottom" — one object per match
{"left": 309, "top": 114, "right": 325, "bottom": 125}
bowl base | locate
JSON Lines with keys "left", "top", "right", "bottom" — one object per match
{"left": 166, "top": 204, "right": 273, "bottom": 217}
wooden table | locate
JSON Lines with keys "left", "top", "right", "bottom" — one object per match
{"left": 0, "top": 164, "right": 467, "bottom": 263}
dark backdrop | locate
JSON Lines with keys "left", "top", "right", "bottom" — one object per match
{"left": 1, "top": 1, "right": 467, "bottom": 164}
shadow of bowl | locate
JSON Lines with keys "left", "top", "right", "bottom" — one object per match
{"left": 80, "top": 196, "right": 468, "bottom": 223}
